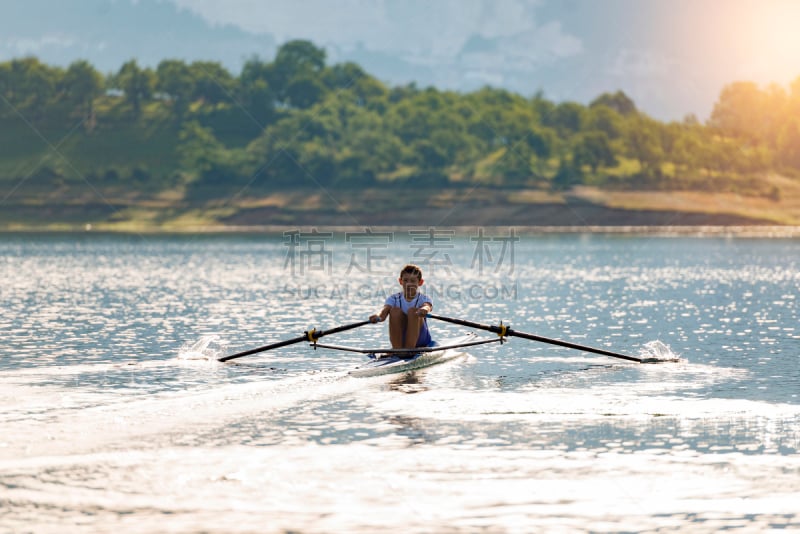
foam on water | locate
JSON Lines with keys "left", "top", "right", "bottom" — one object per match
{"left": 178, "top": 334, "right": 226, "bottom": 360}
{"left": 637, "top": 339, "right": 682, "bottom": 361}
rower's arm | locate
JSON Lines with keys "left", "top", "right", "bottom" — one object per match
{"left": 370, "top": 304, "right": 391, "bottom": 323}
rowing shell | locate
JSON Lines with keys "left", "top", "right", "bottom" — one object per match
{"left": 310, "top": 332, "right": 502, "bottom": 378}
{"left": 350, "top": 333, "right": 488, "bottom": 378}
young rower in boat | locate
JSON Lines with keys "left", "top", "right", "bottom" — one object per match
{"left": 369, "top": 263, "right": 433, "bottom": 349}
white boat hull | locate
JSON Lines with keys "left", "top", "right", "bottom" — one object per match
{"left": 349, "top": 333, "right": 476, "bottom": 378}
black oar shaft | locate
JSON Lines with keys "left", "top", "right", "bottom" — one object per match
{"left": 507, "top": 330, "right": 643, "bottom": 363}
{"left": 218, "top": 334, "right": 308, "bottom": 362}
{"left": 427, "top": 313, "right": 643, "bottom": 363}
{"left": 218, "top": 319, "right": 371, "bottom": 362}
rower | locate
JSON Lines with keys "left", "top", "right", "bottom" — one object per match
{"left": 369, "top": 264, "right": 433, "bottom": 349}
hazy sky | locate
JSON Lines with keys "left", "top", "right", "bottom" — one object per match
{"left": 2, "top": 0, "right": 799, "bottom": 121}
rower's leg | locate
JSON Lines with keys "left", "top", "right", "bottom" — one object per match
{"left": 388, "top": 307, "right": 406, "bottom": 348}
{"left": 404, "top": 307, "right": 423, "bottom": 348}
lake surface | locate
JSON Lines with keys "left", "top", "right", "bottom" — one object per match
{"left": 1, "top": 231, "right": 798, "bottom": 533}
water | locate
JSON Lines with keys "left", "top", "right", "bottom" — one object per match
{"left": 1, "top": 232, "right": 798, "bottom": 533}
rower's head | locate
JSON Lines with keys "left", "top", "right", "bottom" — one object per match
{"left": 398, "top": 264, "right": 424, "bottom": 298}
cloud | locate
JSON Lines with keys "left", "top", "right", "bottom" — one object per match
{"left": 169, "top": 0, "right": 578, "bottom": 61}
{"left": 3, "top": 33, "right": 78, "bottom": 56}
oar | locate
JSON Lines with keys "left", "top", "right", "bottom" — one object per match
{"left": 218, "top": 319, "right": 371, "bottom": 362}
{"left": 427, "top": 313, "right": 646, "bottom": 364}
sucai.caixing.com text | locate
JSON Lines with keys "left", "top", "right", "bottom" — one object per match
{"left": 281, "top": 282, "right": 519, "bottom": 302}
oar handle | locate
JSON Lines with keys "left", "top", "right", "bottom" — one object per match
{"left": 427, "top": 313, "right": 644, "bottom": 364}
{"left": 218, "top": 319, "right": 371, "bottom": 362}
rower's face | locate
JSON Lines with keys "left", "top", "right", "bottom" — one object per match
{"left": 399, "top": 273, "right": 422, "bottom": 298}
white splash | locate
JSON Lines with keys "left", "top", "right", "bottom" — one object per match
{"left": 178, "top": 335, "right": 225, "bottom": 360}
{"left": 638, "top": 340, "right": 682, "bottom": 363}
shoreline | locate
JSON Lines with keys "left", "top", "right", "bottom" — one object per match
{"left": 2, "top": 224, "right": 799, "bottom": 238}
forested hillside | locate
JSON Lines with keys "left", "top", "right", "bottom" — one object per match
{"left": 1, "top": 40, "right": 799, "bottom": 228}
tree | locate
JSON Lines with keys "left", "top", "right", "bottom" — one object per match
{"left": 156, "top": 59, "right": 195, "bottom": 117}
{"left": 324, "top": 62, "right": 387, "bottom": 110}
{"left": 671, "top": 126, "right": 704, "bottom": 174}
{"left": 590, "top": 91, "right": 637, "bottom": 116}
{"left": 526, "top": 126, "right": 557, "bottom": 176}
{"left": 4, "top": 57, "right": 60, "bottom": 119}
{"left": 285, "top": 75, "right": 325, "bottom": 109}
{"left": 624, "top": 115, "right": 664, "bottom": 177}
{"left": 188, "top": 61, "right": 235, "bottom": 105}
{"left": 411, "top": 138, "right": 449, "bottom": 169}
{"left": 709, "top": 81, "right": 766, "bottom": 143}
{"left": 115, "top": 60, "right": 155, "bottom": 118}
{"left": 573, "top": 131, "right": 616, "bottom": 173}
{"left": 177, "top": 121, "right": 225, "bottom": 174}
{"left": 777, "top": 119, "right": 800, "bottom": 170}
{"left": 586, "top": 104, "right": 624, "bottom": 139}
{"left": 239, "top": 57, "right": 276, "bottom": 126}
{"left": 271, "top": 40, "right": 326, "bottom": 103}
{"left": 551, "top": 101, "right": 586, "bottom": 138}
{"left": 62, "top": 60, "right": 104, "bottom": 124}
{"left": 494, "top": 144, "right": 534, "bottom": 185}
{"left": 552, "top": 157, "right": 583, "bottom": 189}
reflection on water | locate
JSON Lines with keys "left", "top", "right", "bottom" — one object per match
{"left": 1, "top": 233, "right": 799, "bottom": 531}
{"left": 386, "top": 372, "right": 430, "bottom": 394}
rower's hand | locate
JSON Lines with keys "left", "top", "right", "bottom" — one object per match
{"left": 415, "top": 307, "right": 430, "bottom": 317}
{"left": 369, "top": 314, "right": 383, "bottom": 323}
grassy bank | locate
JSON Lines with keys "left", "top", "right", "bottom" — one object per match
{"left": 1, "top": 177, "right": 798, "bottom": 233}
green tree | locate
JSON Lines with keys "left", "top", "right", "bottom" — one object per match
{"left": 177, "top": 121, "right": 225, "bottom": 175}
{"left": 115, "top": 59, "right": 155, "bottom": 118}
{"left": 552, "top": 157, "right": 583, "bottom": 189}
{"left": 671, "top": 125, "right": 704, "bottom": 174}
{"left": 285, "top": 75, "right": 326, "bottom": 109}
{"left": 494, "top": 144, "right": 534, "bottom": 185}
{"left": 551, "top": 101, "right": 586, "bottom": 139}
{"left": 624, "top": 115, "right": 664, "bottom": 177}
{"left": 709, "top": 81, "right": 766, "bottom": 143}
{"left": 586, "top": 104, "right": 624, "bottom": 139}
{"left": 61, "top": 60, "right": 104, "bottom": 125}
{"left": 411, "top": 138, "right": 449, "bottom": 169}
{"left": 271, "top": 40, "right": 326, "bottom": 104}
{"left": 156, "top": 59, "right": 195, "bottom": 117}
{"left": 3, "top": 57, "right": 60, "bottom": 119}
{"left": 324, "top": 62, "right": 387, "bottom": 110}
{"left": 188, "top": 61, "right": 235, "bottom": 105}
{"left": 590, "top": 90, "right": 637, "bottom": 116}
{"left": 777, "top": 119, "right": 800, "bottom": 170}
{"left": 525, "top": 126, "right": 557, "bottom": 176}
{"left": 239, "top": 58, "right": 276, "bottom": 126}
{"left": 573, "top": 131, "right": 616, "bottom": 173}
